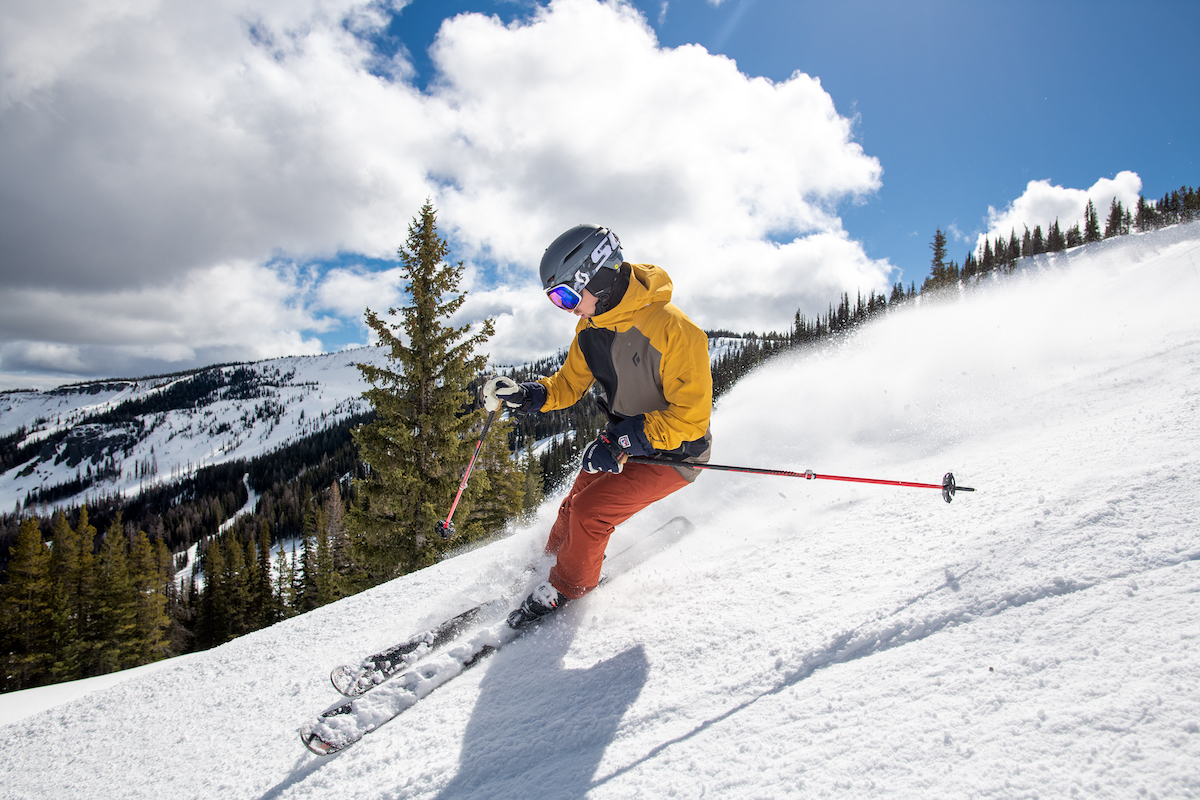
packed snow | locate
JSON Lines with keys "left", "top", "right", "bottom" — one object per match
{"left": 2, "top": 223, "right": 1200, "bottom": 798}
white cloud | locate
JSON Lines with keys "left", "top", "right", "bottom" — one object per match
{"left": 314, "top": 265, "right": 407, "bottom": 319}
{"left": 980, "top": 171, "right": 1143, "bottom": 248}
{"left": 0, "top": 261, "right": 327, "bottom": 378}
{"left": 0, "top": 0, "right": 890, "bottom": 383}
{"left": 427, "top": 0, "right": 886, "bottom": 327}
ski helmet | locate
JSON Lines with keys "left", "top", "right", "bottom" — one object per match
{"left": 539, "top": 225, "right": 623, "bottom": 298}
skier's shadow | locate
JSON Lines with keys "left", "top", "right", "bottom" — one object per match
{"left": 435, "top": 613, "right": 649, "bottom": 800}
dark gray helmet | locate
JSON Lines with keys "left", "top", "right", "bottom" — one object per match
{"left": 539, "top": 224, "right": 623, "bottom": 294}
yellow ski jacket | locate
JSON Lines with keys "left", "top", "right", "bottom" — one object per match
{"left": 537, "top": 263, "right": 713, "bottom": 480}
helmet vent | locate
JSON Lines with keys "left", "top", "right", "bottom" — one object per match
{"left": 562, "top": 243, "right": 586, "bottom": 265}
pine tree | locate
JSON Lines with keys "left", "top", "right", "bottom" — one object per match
{"left": 303, "top": 496, "right": 338, "bottom": 607}
{"left": 157, "top": 536, "right": 190, "bottom": 656}
{"left": 0, "top": 518, "right": 52, "bottom": 690}
{"left": 1046, "top": 220, "right": 1065, "bottom": 252}
{"left": 1007, "top": 229, "right": 1021, "bottom": 270}
{"left": 93, "top": 516, "right": 136, "bottom": 673}
{"left": 1134, "top": 195, "right": 1156, "bottom": 231}
{"left": 981, "top": 238, "right": 995, "bottom": 273}
{"left": 1084, "top": 199, "right": 1102, "bottom": 243}
{"left": 74, "top": 509, "right": 99, "bottom": 675}
{"left": 930, "top": 227, "right": 948, "bottom": 287}
{"left": 274, "top": 541, "right": 297, "bottom": 620}
{"left": 350, "top": 202, "right": 496, "bottom": 580}
{"left": 240, "top": 536, "right": 259, "bottom": 631}
{"left": 1104, "top": 198, "right": 1125, "bottom": 239}
{"left": 255, "top": 521, "right": 275, "bottom": 626}
{"left": 298, "top": 514, "right": 320, "bottom": 612}
{"left": 44, "top": 578, "right": 76, "bottom": 683}
{"left": 1066, "top": 223, "right": 1083, "bottom": 248}
{"left": 324, "top": 482, "right": 354, "bottom": 589}
{"left": 961, "top": 250, "right": 977, "bottom": 281}
{"left": 223, "top": 534, "right": 249, "bottom": 636}
{"left": 129, "top": 530, "right": 170, "bottom": 665}
{"left": 198, "top": 537, "right": 226, "bottom": 647}
{"left": 47, "top": 511, "right": 82, "bottom": 680}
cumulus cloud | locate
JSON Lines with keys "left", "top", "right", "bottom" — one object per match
{"left": 980, "top": 171, "right": 1143, "bottom": 248}
{"left": 0, "top": 0, "right": 889, "bottom": 386}
{"left": 314, "top": 264, "right": 407, "bottom": 319}
{"left": 411, "top": 0, "right": 888, "bottom": 330}
{"left": 0, "top": 261, "right": 327, "bottom": 376}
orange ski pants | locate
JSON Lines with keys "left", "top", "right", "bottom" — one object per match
{"left": 545, "top": 461, "right": 690, "bottom": 600}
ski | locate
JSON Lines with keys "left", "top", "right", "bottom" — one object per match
{"left": 329, "top": 602, "right": 494, "bottom": 697}
{"left": 328, "top": 562, "right": 545, "bottom": 697}
{"left": 300, "top": 515, "right": 694, "bottom": 756}
{"left": 302, "top": 611, "right": 533, "bottom": 755}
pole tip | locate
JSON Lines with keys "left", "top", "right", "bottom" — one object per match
{"left": 435, "top": 520, "right": 456, "bottom": 539}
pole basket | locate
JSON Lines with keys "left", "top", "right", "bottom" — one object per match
{"left": 942, "top": 472, "right": 975, "bottom": 503}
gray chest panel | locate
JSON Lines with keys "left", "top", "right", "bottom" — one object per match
{"left": 609, "top": 328, "right": 668, "bottom": 418}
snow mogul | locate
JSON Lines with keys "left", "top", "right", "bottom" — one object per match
{"left": 484, "top": 224, "right": 713, "bottom": 628}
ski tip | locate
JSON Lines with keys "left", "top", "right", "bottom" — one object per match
{"left": 330, "top": 665, "right": 366, "bottom": 698}
{"left": 300, "top": 727, "right": 339, "bottom": 757}
{"left": 665, "top": 515, "right": 695, "bottom": 532}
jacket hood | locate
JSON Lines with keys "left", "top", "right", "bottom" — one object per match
{"left": 585, "top": 263, "right": 673, "bottom": 330}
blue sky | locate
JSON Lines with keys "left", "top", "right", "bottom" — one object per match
{"left": 395, "top": 0, "right": 1198, "bottom": 278}
{"left": 0, "top": 0, "right": 1196, "bottom": 387}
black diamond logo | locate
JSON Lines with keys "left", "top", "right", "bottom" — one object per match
{"left": 632, "top": 352, "right": 641, "bottom": 367}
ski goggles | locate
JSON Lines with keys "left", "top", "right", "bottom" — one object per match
{"left": 546, "top": 283, "right": 584, "bottom": 311}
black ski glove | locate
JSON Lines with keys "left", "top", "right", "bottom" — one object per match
{"left": 581, "top": 416, "right": 654, "bottom": 474}
{"left": 606, "top": 415, "right": 653, "bottom": 457}
{"left": 581, "top": 430, "right": 627, "bottom": 474}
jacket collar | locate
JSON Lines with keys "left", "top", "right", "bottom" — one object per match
{"left": 584, "top": 263, "right": 673, "bottom": 331}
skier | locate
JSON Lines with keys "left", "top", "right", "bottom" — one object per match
{"left": 484, "top": 224, "right": 713, "bottom": 628}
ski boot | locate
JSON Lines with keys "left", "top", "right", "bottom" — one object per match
{"left": 507, "top": 581, "right": 567, "bottom": 628}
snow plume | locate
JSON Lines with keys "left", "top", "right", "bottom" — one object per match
{"left": 979, "top": 171, "right": 1143, "bottom": 250}
{"left": 0, "top": 0, "right": 887, "bottom": 385}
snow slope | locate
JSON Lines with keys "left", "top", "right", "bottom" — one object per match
{"left": 3, "top": 223, "right": 1200, "bottom": 798}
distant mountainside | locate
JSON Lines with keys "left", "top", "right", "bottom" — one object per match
{"left": 0, "top": 348, "right": 390, "bottom": 516}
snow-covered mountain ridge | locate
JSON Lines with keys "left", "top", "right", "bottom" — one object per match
{"left": 2, "top": 222, "right": 1200, "bottom": 797}
{"left": 0, "top": 349, "right": 389, "bottom": 514}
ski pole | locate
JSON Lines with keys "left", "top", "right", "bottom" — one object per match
{"left": 436, "top": 406, "right": 499, "bottom": 539}
{"left": 625, "top": 457, "right": 975, "bottom": 503}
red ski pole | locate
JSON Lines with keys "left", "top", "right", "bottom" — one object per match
{"left": 625, "top": 457, "right": 974, "bottom": 503}
{"left": 436, "top": 406, "right": 499, "bottom": 539}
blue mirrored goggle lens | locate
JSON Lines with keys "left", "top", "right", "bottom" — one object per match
{"left": 547, "top": 284, "right": 581, "bottom": 310}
